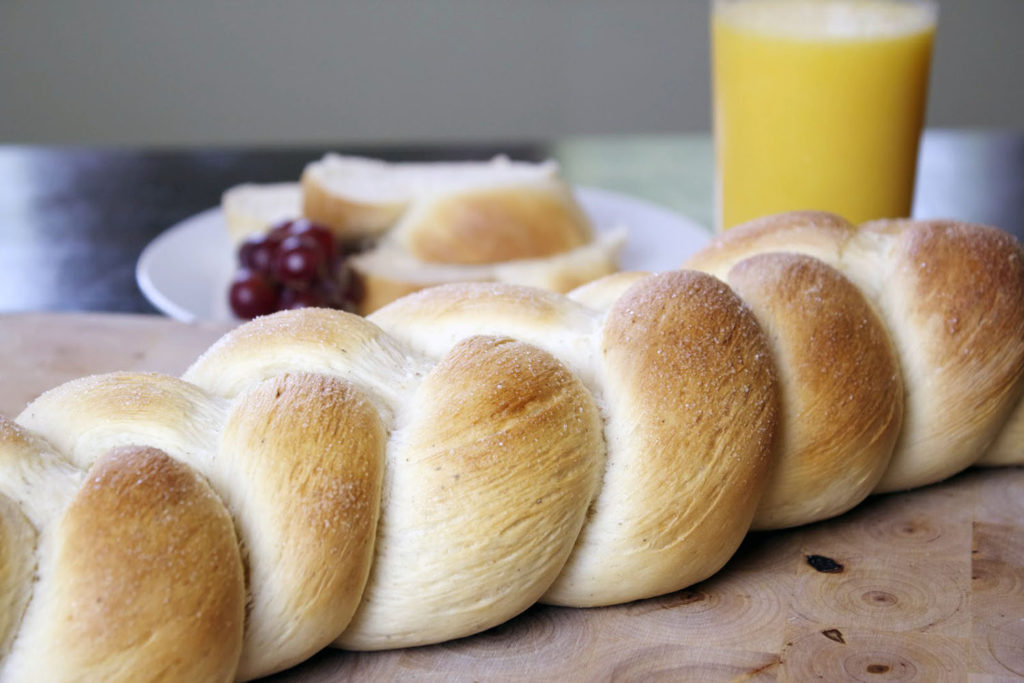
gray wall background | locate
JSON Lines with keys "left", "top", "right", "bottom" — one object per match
{"left": 2, "top": 1, "right": 1021, "bottom": 146}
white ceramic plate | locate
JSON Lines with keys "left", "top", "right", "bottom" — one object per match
{"left": 136, "top": 186, "right": 711, "bottom": 323}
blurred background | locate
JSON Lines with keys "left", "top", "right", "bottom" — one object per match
{"left": 2, "top": 0, "right": 1022, "bottom": 146}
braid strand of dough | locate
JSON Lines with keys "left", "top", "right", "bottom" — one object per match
{"left": 1, "top": 213, "right": 1023, "bottom": 680}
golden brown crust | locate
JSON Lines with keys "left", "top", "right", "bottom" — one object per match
{"left": 685, "top": 214, "right": 1024, "bottom": 492}
{"left": 14, "top": 368, "right": 388, "bottom": 681}
{"left": 864, "top": 219, "right": 1024, "bottom": 490}
{"left": 370, "top": 281, "right": 597, "bottom": 343}
{"left": 222, "top": 373, "right": 384, "bottom": 678}
{"left": 726, "top": 253, "right": 902, "bottom": 529}
{"left": 545, "top": 270, "right": 778, "bottom": 606}
{"left": 338, "top": 335, "right": 603, "bottom": 649}
{"left": 391, "top": 184, "right": 592, "bottom": 264}
{"left": 367, "top": 282, "right": 601, "bottom": 393}
{"left": 3, "top": 213, "right": 1023, "bottom": 677}
{"left": 300, "top": 169, "right": 405, "bottom": 240}
{"left": 44, "top": 446, "right": 243, "bottom": 682}
{"left": 183, "top": 308, "right": 424, "bottom": 416}
{"left": 684, "top": 211, "right": 856, "bottom": 279}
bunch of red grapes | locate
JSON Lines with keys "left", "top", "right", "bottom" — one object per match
{"left": 229, "top": 219, "right": 356, "bottom": 319}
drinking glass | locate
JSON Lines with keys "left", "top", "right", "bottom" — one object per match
{"left": 711, "top": 0, "right": 938, "bottom": 231}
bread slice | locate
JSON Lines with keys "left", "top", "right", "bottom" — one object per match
{"left": 220, "top": 155, "right": 624, "bottom": 315}
{"left": 349, "top": 229, "right": 625, "bottom": 315}
{"left": 300, "top": 154, "right": 593, "bottom": 247}
{"left": 223, "top": 156, "right": 595, "bottom": 250}
{"left": 386, "top": 181, "right": 592, "bottom": 265}
{"left": 221, "top": 182, "right": 301, "bottom": 243}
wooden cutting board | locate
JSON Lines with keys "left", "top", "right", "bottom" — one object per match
{"left": 2, "top": 312, "right": 1022, "bottom": 682}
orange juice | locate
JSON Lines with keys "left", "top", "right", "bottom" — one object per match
{"left": 712, "top": 0, "right": 936, "bottom": 230}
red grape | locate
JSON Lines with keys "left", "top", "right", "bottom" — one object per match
{"left": 288, "top": 221, "right": 337, "bottom": 263}
{"left": 229, "top": 269, "right": 279, "bottom": 319}
{"left": 229, "top": 218, "right": 358, "bottom": 319}
{"left": 238, "top": 237, "right": 259, "bottom": 269}
{"left": 273, "top": 234, "right": 326, "bottom": 285}
{"left": 240, "top": 233, "right": 282, "bottom": 275}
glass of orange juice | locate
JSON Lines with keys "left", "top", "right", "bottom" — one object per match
{"left": 711, "top": 0, "right": 937, "bottom": 231}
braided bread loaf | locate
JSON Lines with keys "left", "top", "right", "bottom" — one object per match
{"left": 1, "top": 212, "right": 1022, "bottom": 681}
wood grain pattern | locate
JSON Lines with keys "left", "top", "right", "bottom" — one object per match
{"left": 0, "top": 312, "right": 235, "bottom": 417}
{"left": 1, "top": 312, "right": 1021, "bottom": 682}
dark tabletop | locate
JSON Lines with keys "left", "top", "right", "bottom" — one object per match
{"left": 1, "top": 131, "right": 1022, "bottom": 316}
